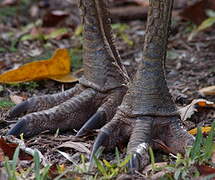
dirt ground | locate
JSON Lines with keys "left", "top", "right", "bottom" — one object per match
{"left": 0, "top": 0, "right": 214, "bottom": 179}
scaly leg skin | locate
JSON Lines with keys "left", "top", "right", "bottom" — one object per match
{"left": 91, "top": 0, "right": 194, "bottom": 173}
{"left": 7, "top": 0, "right": 128, "bottom": 137}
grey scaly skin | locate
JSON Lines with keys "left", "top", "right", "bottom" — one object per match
{"left": 7, "top": 0, "right": 128, "bottom": 137}
{"left": 8, "top": 0, "right": 194, "bottom": 172}
{"left": 91, "top": 0, "right": 194, "bottom": 172}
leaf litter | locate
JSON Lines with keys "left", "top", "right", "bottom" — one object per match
{"left": 0, "top": 0, "right": 215, "bottom": 179}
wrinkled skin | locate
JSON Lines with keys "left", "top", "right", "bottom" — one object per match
{"left": 8, "top": 0, "right": 194, "bottom": 172}
{"left": 8, "top": 0, "right": 127, "bottom": 138}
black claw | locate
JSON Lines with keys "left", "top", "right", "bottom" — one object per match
{"left": 7, "top": 119, "right": 29, "bottom": 137}
{"left": 90, "top": 130, "right": 109, "bottom": 165}
{"left": 76, "top": 111, "right": 106, "bottom": 137}
{"left": 128, "top": 153, "right": 141, "bottom": 174}
{"left": 9, "top": 101, "right": 29, "bottom": 118}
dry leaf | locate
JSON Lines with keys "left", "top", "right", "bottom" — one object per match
{"left": 57, "top": 141, "right": 90, "bottom": 154}
{"left": 0, "top": 48, "right": 77, "bottom": 83}
{"left": 178, "top": 99, "right": 215, "bottom": 121}
{"left": 0, "top": 148, "right": 4, "bottom": 161}
{"left": 150, "top": 171, "right": 169, "bottom": 180}
{"left": 179, "top": 0, "right": 215, "bottom": 25}
{"left": 42, "top": 10, "right": 69, "bottom": 27}
{"left": 196, "top": 164, "right": 215, "bottom": 175}
{"left": 24, "top": 27, "right": 71, "bottom": 41}
{"left": 133, "top": 0, "right": 149, "bottom": 6}
{"left": 0, "top": 0, "right": 19, "bottom": 7}
{"left": 0, "top": 137, "right": 32, "bottom": 161}
{"left": 153, "top": 139, "right": 173, "bottom": 154}
{"left": 10, "top": 95, "right": 25, "bottom": 104}
{"left": 56, "top": 150, "right": 75, "bottom": 163}
{"left": 50, "top": 73, "right": 78, "bottom": 83}
{"left": 143, "top": 162, "right": 167, "bottom": 174}
{"left": 199, "top": 85, "right": 215, "bottom": 96}
{"left": 6, "top": 136, "right": 48, "bottom": 165}
{"left": 188, "top": 127, "right": 212, "bottom": 135}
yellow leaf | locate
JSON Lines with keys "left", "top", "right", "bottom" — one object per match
{"left": 0, "top": 48, "right": 71, "bottom": 83}
{"left": 49, "top": 73, "right": 78, "bottom": 83}
{"left": 189, "top": 127, "right": 212, "bottom": 135}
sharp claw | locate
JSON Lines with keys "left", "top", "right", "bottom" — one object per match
{"left": 9, "top": 101, "right": 29, "bottom": 118}
{"left": 90, "top": 130, "right": 109, "bottom": 166}
{"left": 128, "top": 153, "right": 141, "bottom": 174}
{"left": 76, "top": 111, "right": 106, "bottom": 137}
{"left": 7, "top": 119, "right": 28, "bottom": 137}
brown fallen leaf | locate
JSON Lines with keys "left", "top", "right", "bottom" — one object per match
{"left": 179, "top": 0, "right": 215, "bottom": 25}
{"left": 110, "top": 6, "right": 148, "bottom": 21}
{"left": 199, "top": 86, "right": 215, "bottom": 96}
{"left": 0, "top": 137, "right": 17, "bottom": 159}
{"left": 152, "top": 139, "right": 173, "bottom": 154}
{"left": 178, "top": 99, "right": 215, "bottom": 121}
{"left": 196, "top": 164, "right": 215, "bottom": 176}
{"left": 0, "top": 137, "right": 32, "bottom": 161}
{"left": 0, "top": 48, "right": 77, "bottom": 83}
{"left": 0, "top": 148, "right": 4, "bottom": 161}
{"left": 57, "top": 141, "right": 91, "bottom": 154}
{"left": 42, "top": 10, "right": 69, "bottom": 27}
{"left": 188, "top": 127, "right": 212, "bottom": 135}
{"left": 6, "top": 136, "right": 48, "bottom": 166}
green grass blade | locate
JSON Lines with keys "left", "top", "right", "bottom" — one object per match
{"left": 119, "top": 154, "right": 131, "bottom": 168}
{"left": 3, "top": 157, "right": 13, "bottom": 180}
{"left": 203, "top": 122, "right": 215, "bottom": 161}
{"left": 93, "top": 155, "right": 107, "bottom": 177}
{"left": 41, "top": 165, "right": 51, "bottom": 180}
{"left": 115, "top": 147, "right": 120, "bottom": 166}
{"left": 12, "top": 146, "right": 20, "bottom": 172}
{"left": 81, "top": 154, "right": 87, "bottom": 172}
{"left": 34, "top": 150, "right": 41, "bottom": 180}
{"left": 190, "top": 127, "right": 203, "bottom": 160}
{"left": 149, "top": 147, "right": 155, "bottom": 171}
{"left": 103, "top": 159, "right": 112, "bottom": 169}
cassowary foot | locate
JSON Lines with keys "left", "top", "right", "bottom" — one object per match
{"left": 91, "top": 113, "right": 194, "bottom": 173}
{"left": 7, "top": 83, "right": 126, "bottom": 138}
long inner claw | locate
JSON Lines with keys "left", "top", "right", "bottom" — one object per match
{"left": 76, "top": 111, "right": 106, "bottom": 136}
{"left": 90, "top": 130, "right": 110, "bottom": 163}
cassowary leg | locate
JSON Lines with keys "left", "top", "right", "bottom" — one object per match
{"left": 91, "top": 0, "right": 194, "bottom": 172}
{"left": 7, "top": 0, "right": 128, "bottom": 137}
